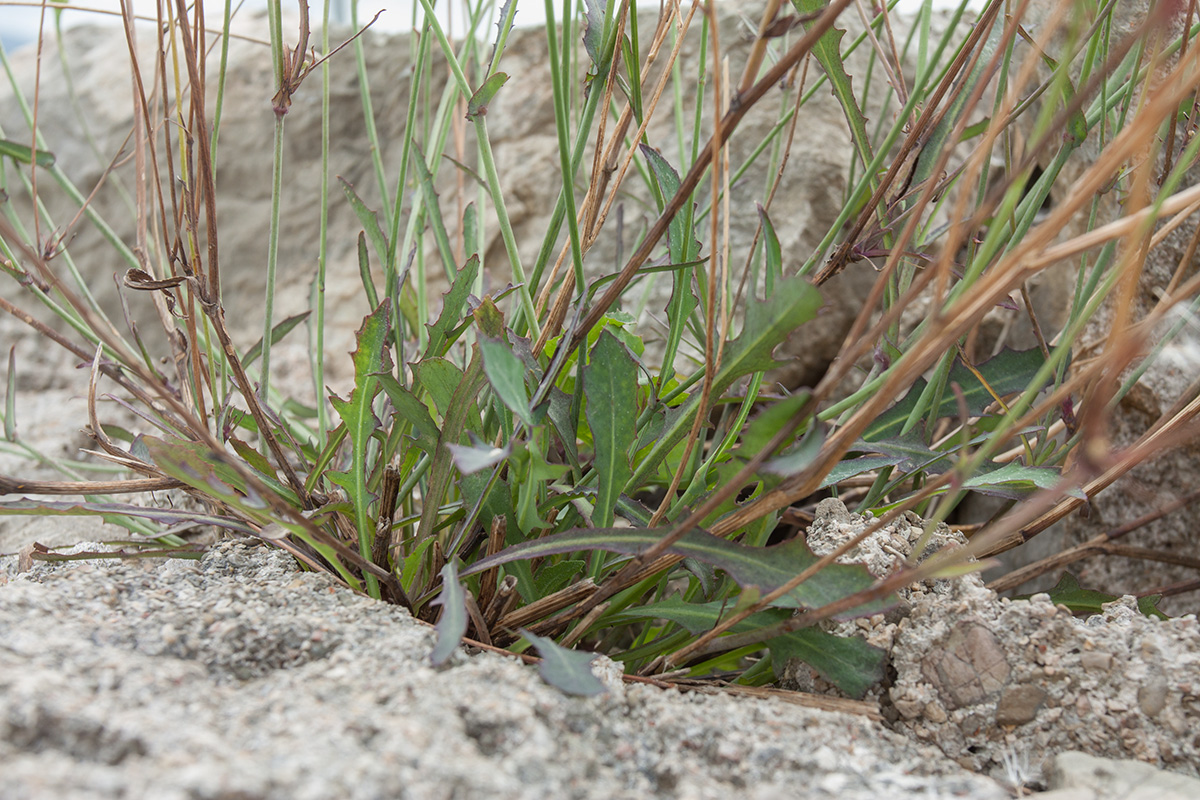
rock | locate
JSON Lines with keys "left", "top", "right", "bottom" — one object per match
{"left": 0, "top": 1, "right": 880, "bottom": 398}
{"left": 1039, "top": 751, "right": 1200, "bottom": 800}
{"left": 0, "top": 540, "right": 1012, "bottom": 800}
{"left": 781, "top": 499, "right": 1200, "bottom": 787}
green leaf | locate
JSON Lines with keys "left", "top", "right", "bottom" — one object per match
{"left": 356, "top": 231, "right": 379, "bottom": 309}
{"left": 1020, "top": 572, "right": 1169, "bottom": 621}
{"left": 139, "top": 437, "right": 364, "bottom": 589}
{"left": 140, "top": 434, "right": 297, "bottom": 507}
{"left": 739, "top": 393, "right": 810, "bottom": 458}
{"left": 0, "top": 138, "right": 55, "bottom": 167}
{"left": 819, "top": 456, "right": 903, "bottom": 489}
{"left": 627, "top": 276, "right": 822, "bottom": 490}
{"left": 463, "top": 527, "right": 896, "bottom": 618}
{"left": 533, "top": 560, "right": 586, "bottom": 597}
{"left": 791, "top": 1, "right": 873, "bottom": 170}
{"left": 763, "top": 424, "right": 825, "bottom": 477}
{"left": 608, "top": 597, "right": 790, "bottom": 634}
{"left": 4, "top": 347, "right": 15, "bottom": 441}
{"left": 544, "top": 385, "right": 581, "bottom": 470}
{"left": 583, "top": 330, "right": 637, "bottom": 528}
{"left": 339, "top": 177, "right": 390, "bottom": 269}
{"left": 519, "top": 629, "right": 606, "bottom": 696}
{"left": 864, "top": 347, "right": 1051, "bottom": 443}
{"left": 756, "top": 203, "right": 783, "bottom": 298}
{"left": 466, "top": 72, "right": 509, "bottom": 121}
{"left": 416, "top": 347, "right": 488, "bottom": 544}
{"left": 716, "top": 277, "right": 823, "bottom": 383}
{"left": 639, "top": 144, "right": 695, "bottom": 265}
{"left": 472, "top": 295, "right": 508, "bottom": 340}
{"left": 328, "top": 300, "right": 393, "bottom": 598}
{"left": 580, "top": 0, "right": 606, "bottom": 68}
{"left": 411, "top": 143, "right": 457, "bottom": 280}
{"left": 640, "top": 144, "right": 698, "bottom": 376}
{"left": 458, "top": 470, "right": 512, "bottom": 532}
{"left": 424, "top": 255, "right": 480, "bottom": 359}
{"left": 228, "top": 436, "right": 276, "bottom": 479}
{"left": 961, "top": 461, "right": 1083, "bottom": 501}
{"left": 767, "top": 627, "right": 887, "bottom": 699}
{"left": 431, "top": 563, "right": 468, "bottom": 665}
{"left": 480, "top": 337, "right": 533, "bottom": 427}
{"left": 240, "top": 312, "right": 311, "bottom": 368}
{"left": 414, "top": 358, "right": 467, "bottom": 419}
{"left": 377, "top": 375, "right": 441, "bottom": 453}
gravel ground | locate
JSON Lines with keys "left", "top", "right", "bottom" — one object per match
{"left": 0, "top": 538, "right": 1013, "bottom": 800}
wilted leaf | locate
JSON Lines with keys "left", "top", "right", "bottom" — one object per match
{"left": 520, "top": 629, "right": 606, "bottom": 696}
{"left": 446, "top": 435, "right": 510, "bottom": 475}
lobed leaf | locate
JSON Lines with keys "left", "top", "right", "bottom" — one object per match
{"left": 424, "top": 255, "right": 480, "bottom": 359}
{"left": 583, "top": 330, "right": 637, "bottom": 528}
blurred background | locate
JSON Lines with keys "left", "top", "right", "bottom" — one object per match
{"left": 3, "top": 0, "right": 977, "bottom": 54}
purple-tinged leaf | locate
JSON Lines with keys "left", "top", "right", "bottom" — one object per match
{"left": 431, "top": 562, "right": 468, "bottom": 666}
{"left": 520, "top": 629, "right": 606, "bottom": 696}
{"left": 4, "top": 346, "right": 15, "bottom": 441}
{"left": 328, "top": 301, "right": 392, "bottom": 559}
{"left": 608, "top": 597, "right": 789, "bottom": 634}
{"left": 463, "top": 527, "right": 896, "bottom": 619}
{"left": 0, "top": 499, "right": 256, "bottom": 534}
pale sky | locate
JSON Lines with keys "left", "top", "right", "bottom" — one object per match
{"left": 2, "top": 1, "right": 975, "bottom": 52}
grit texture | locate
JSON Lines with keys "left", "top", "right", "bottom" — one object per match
{"left": 0, "top": 539, "right": 1011, "bottom": 800}
{"left": 786, "top": 498, "right": 1200, "bottom": 785}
